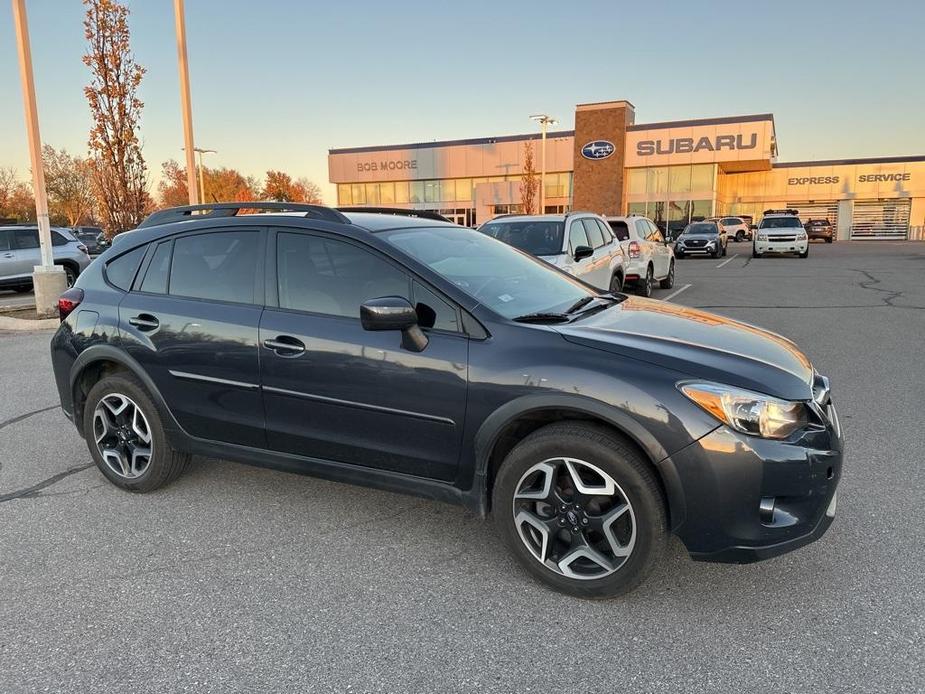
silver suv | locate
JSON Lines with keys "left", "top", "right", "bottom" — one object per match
{"left": 0, "top": 225, "right": 92, "bottom": 291}
{"left": 479, "top": 212, "right": 625, "bottom": 293}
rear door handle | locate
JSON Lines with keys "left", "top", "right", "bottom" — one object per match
{"left": 263, "top": 335, "right": 305, "bottom": 356}
{"left": 128, "top": 314, "right": 159, "bottom": 331}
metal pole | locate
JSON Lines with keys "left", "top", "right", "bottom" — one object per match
{"left": 197, "top": 150, "right": 205, "bottom": 202}
{"left": 11, "top": 0, "right": 52, "bottom": 270}
{"left": 540, "top": 120, "right": 547, "bottom": 214}
{"left": 174, "top": 0, "right": 199, "bottom": 204}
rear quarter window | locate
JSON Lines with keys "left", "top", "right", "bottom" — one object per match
{"left": 105, "top": 245, "right": 146, "bottom": 290}
{"left": 608, "top": 221, "right": 630, "bottom": 241}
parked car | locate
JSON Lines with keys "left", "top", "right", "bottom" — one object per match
{"left": 479, "top": 212, "right": 625, "bottom": 294}
{"left": 72, "top": 226, "right": 105, "bottom": 254}
{"left": 717, "top": 216, "right": 751, "bottom": 242}
{"left": 51, "top": 202, "right": 842, "bottom": 599}
{"left": 96, "top": 231, "right": 111, "bottom": 252}
{"left": 0, "top": 225, "right": 91, "bottom": 291}
{"left": 805, "top": 218, "right": 835, "bottom": 243}
{"left": 674, "top": 221, "right": 728, "bottom": 258}
{"left": 754, "top": 209, "right": 809, "bottom": 258}
{"left": 605, "top": 215, "right": 675, "bottom": 297}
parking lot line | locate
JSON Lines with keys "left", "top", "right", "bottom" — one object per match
{"left": 662, "top": 283, "right": 691, "bottom": 302}
{"left": 717, "top": 254, "right": 739, "bottom": 268}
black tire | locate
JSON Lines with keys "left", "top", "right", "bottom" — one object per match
{"left": 826, "top": 237, "right": 833, "bottom": 243}
{"left": 675, "top": 250, "right": 684, "bottom": 259}
{"left": 636, "top": 265, "right": 653, "bottom": 297}
{"left": 722, "top": 243, "right": 727, "bottom": 257}
{"left": 735, "top": 231, "right": 744, "bottom": 242}
{"left": 752, "top": 246, "right": 762, "bottom": 258}
{"left": 799, "top": 248, "right": 809, "bottom": 258}
{"left": 609, "top": 271, "right": 624, "bottom": 294}
{"left": 59, "top": 264, "right": 78, "bottom": 288}
{"left": 659, "top": 260, "right": 675, "bottom": 289}
{"left": 493, "top": 422, "right": 667, "bottom": 599}
{"left": 83, "top": 373, "right": 191, "bottom": 492}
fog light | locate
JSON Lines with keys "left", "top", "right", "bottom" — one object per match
{"left": 759, "top": 496, "right": 776, "bottom": 523}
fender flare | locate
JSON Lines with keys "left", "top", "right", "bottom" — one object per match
{"left": 69, "top": 344, "right": 185, "bottom": 438}
{"left": 470, "top": 393, "right": 686, "bottom": 527}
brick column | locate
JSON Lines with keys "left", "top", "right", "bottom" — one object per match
{"left": 571, "top": 100, "right": 635, "bottom": 216}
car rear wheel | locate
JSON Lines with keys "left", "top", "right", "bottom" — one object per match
{"left": 609, "top": 271, "right": 624, "bottom": 294}
{"left": 13, "top": 285, "right": 33, "bottom": 293}
{"left": 493, "top": 422, "right": 667, "bottom": 599}
{"left": 59, "top": 264, "right": 77, "bottom": 287}
{"left": 735, "top": 231, "right": 744, "bottom": 242}
{"left": 826, "top": 237, "right": 833, "bottom": 243}
{"left": 636, "top": 265, "right": 653, "bottom": 297}
{"left": 83, "top": 374, "right": 191, "bottom": 492}
{"left": 659, "top": 260, "right": 675, "bottom": 289}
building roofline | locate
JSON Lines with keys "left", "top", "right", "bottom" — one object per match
{"left": 772, "top": 155, "right": 925, "bottom": 168}
{"left": 329, "top": 130, "right": 575, "bottom": 155}
{"left": 626, "top": 113, "right": 775, "bottom": 132}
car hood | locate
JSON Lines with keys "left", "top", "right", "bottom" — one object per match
{"left": 678, "top": 233, "right": 718, "bottom": 240}
{"left": 555, "top": 297, "right": 814, "bottom": 401}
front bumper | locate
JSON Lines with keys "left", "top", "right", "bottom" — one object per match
{"left": 666, "top": 408, "right": 843, "bottom": 563}
{"left": 755, "top": 238, "right": 808, "bottom": 254}
{"left": 676, "top": 242, "right": 718, "bottom": 255}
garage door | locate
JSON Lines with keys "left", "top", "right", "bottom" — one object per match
{"left": 786, "top": 200, "right": 839, "bottom": 229}
{"left": 850, "top": 199, "right": 911, "bottom": 240}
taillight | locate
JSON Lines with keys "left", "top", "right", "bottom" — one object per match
{"left": 628, "top": 241, "right": 641, "bottom": 258}
{"left": 58, "top": 288, "right": 84, "bottom": 322}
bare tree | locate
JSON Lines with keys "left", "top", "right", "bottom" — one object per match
{"left": 82, "top": 0, "right": 148, "bottom": 237}
{"left": 263, "top": 171, "right": 325, "bottom": 204}
{"left": 42, "top": 146, "right": 96, "bottom": 226}
{"left": 520, "top": 141, "right": 539, "bottom": 214}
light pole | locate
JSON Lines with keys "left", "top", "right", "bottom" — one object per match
{"left": 174, "top": 0, "right": 199, "bottom": 204}
{"left": 11, "top": 0, "right": 66, "bottom": 316}
{"left": 184, "top": 147, "right": 216, "bottom": 202}
{"left": 530, "top": 114, "right": 557, "bottom": 213}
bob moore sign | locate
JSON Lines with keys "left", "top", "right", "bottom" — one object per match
{"left": 625, "top": 118, "right": 775, "bottom": 167}
{"left": 356, "top": 159, "right": 417, "bottom": 173}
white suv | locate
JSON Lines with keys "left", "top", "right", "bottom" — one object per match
{"left": 717, "top": 216, "right": 751, "bottom": 242}
{"left": 479, "top": 213, "right": 625, "bottom": 293}
{"left": 605, "top": 215, "right": 675, "bottom": 297}
{"left": 753, "top": 209, "right": 809, "bottom": 258}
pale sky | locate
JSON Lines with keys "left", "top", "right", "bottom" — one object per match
{"left": 2, "top": 0, "right": 923, "bottom": 204}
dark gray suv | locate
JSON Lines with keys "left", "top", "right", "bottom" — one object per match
{"left": 50, "top": 203, "right": 842, "bottom": 598}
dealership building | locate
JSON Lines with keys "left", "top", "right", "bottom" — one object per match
{"left": 329, "top": 99, "right": 924, "bottom": 240}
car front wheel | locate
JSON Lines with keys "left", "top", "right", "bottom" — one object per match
{"left": 493, "top": 422, "right": 667, "bottom": 599}
{"left": 659, "top": 260, "right": 675, "bottom": 289}
{"left": 83, "top": 374, "right": 191, "bottom": 492}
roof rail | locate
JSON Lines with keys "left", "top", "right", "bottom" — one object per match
{"left": 337, "top": 206, "right": 452, "bottom": 223}
{"left": 138, "top": 202, "right": 350, "bottom": 229}
{"left": 763, "top": 208, "right": 799, "bottom": 216}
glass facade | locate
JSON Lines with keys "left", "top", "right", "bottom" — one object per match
{"left": 337, "top": 173, "right": 571, "bottom": 207}
{"left": 625, "top": 163, "right": 715, "bottom": 239}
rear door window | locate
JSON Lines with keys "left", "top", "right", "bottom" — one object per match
{"left": 140, "top": 241, "right": 172, "bottom": 294}
{"left": 582, "top": 219, "right": 605, "bottom": 248}
{"left": 105, "top": 245, "right": 146, "bottom": 291}
{"left": 169, "top": 231, "right": 260, "bottom": 304}
{"left": 12, "top": 229, "right": 39, "bottom": 249}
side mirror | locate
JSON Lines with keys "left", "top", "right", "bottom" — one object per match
{"left": 360, "top": 296, "right": 428, "bottom": 352}
{"left": 573, "top": 245, "right": 593, "bottom": 262}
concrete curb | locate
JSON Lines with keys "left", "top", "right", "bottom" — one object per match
{"left": 0, "top": 315, "right": 58, "bottom": 331}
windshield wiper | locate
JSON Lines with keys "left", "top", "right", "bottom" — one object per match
{"left": 512, "top": 312, "right": 571, "bottom": 324}
{"left": 564, "top": 296, "right": 596, "bottom": 314}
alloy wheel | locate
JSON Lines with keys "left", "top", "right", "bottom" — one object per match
{"left": 92, "top": 393, "right": 154, "bottom": 479}
{"left": 512, "top": 457, "right": 637, "bottom": 580}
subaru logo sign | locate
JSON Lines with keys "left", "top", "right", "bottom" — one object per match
{"left": 581, "top": 140, "right": 615, "bottom": 160}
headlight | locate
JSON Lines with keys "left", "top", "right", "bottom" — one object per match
{"left": 797, "top": 231, "right": 807, "bottom": 240}
{"left": 679, "top": 381, "right": 807, "bottom": 439}
{"left": 757, "top": 233, "right": 768, "bottom": 241}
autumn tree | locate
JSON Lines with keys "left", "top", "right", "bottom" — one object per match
{"left": 158, "top": 160, "right": 261, "bottom": 208}
{"left": 42, "top": 146, "right": 96, "bottom": 226}
{"left": 83, "top": 0, "right": 148, "bottom": 237}
{"left": 0, "top": 168, "right": 35, "bottom": 223}
{"left": 520, "top": 141, "right": 539, "bottom": 214}
{"left": 262, "top": 171, "right": 324, "bottom": 204}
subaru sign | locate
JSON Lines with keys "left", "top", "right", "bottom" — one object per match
{"left": 581, "top": 140, "right": 615, "bottom": 160}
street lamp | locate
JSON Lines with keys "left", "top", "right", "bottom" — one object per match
{"left": 530, "top": 114, "right": 558, "bottom": 213}
{"left": 184, "top": 147, "right": 216, "bottom": 202}
{"left": 174, "top": 0, "right": 199, "bottom": 204}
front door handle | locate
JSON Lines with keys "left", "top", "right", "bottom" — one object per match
{"left": 128, "top": 314, "right": 159, "bottom": 331}
{"left": 263, "top": 335, "right": 305, "bottom": 356}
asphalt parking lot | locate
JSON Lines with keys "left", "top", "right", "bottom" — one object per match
{"left": 1, "top": 241, "right": 923, "bottom": 693}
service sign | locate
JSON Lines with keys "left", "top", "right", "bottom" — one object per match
{"left": 581, "top": 140, "right": 615, "bottom": 160}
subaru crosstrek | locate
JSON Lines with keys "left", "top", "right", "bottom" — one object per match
{"left": 50, "top": 203, "right": 842, "bottom": 598}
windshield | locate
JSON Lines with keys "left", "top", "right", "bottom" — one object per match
{"left": 479, "top": 220, "right": 564, "bottom": 256}
{"left": 720, "top": 217, "right": 740, "bottom": 225}
{"left": 381, "top": 226, "right": 594, "bottom": 319}
{"left": 682, "top": 223, "right": 717, "bottom": 235}
{"left": 760, "top": 216, "right": 803, "bottom": 229}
